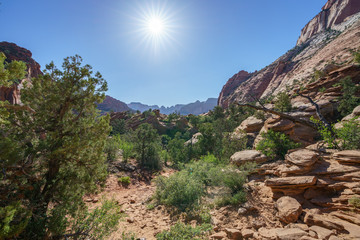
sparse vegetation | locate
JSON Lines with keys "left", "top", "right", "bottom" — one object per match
{"left": 348, "top": 197, "right": 360, "bottom": 209}
{"left": 256, "top": 130, "right": 300, "bottom": 160}
{"left": 274, "top": 92, "right": 292, "bottom": 112}
{"left": 118, "top": 176, "right": 131, "bottom": 186}
{"left": 156, "top": 222, "right": 212, "bottom": 240}
{"left": 337, "top": 76, "right": 360, "bottom": 117}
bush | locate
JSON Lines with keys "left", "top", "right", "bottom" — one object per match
{"left": 154, "top": 171, "right": 204, "bottom": 212}
{"left": 156, "top": 222, "right": 212, "bottom": 240}
{"left": 312, "top": 116, "right": 360, "bottom": 150}
{"left": 118, "top": 176, "right": 131, "bottom": 186}
{"left": 348, "top": 197, "right": 360, "bottom": 208}
{"left": 110, "top": 119, "right": 128, "bottom": 135}
{"left": 337, "top": 76, "right": 360, "bottom": 117}
{"left": 113, "top": 135, "right": 134, "bottom": 162}
{"left": 274, "top": 92, "right": 292, "bottom": 112}
{"left": 256, "top": 130, "right": 300, "bottom": 160}
{"left": 215, "top": 191, "right": 247, "bottom": 207}
{"left": 104, "top": 137, "right": 120, "bottom": 162}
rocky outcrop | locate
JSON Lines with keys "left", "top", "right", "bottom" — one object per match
{"left": 97, "top": 95, "right": 131, "bottom": 113}
{"left": 218, "top": 0, "right": 360, "bottom": 108}
{"left": 297, "top": 0, "right": 360, "bottom": 45}
{"left": 0, "top": 42, "right": 41, "bottom": 104}
{"left": 275, "top": 196, "right": 303, "bottom": 224}
{"left": 230, "top": 150, "right": 268, "bottom": 165}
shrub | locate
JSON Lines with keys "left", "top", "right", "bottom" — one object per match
{"left": 154, "top": 171, "right": 204, "bottom": 211}
{"left": 256, "top": 130, "right": 300, "bottom": 160}
{"left": 337, "top": 76, "right": 360, "bottom": 117}
{"left": 118, "top": 176, "right": 131, "bottom": 186}
{"left": 156, "top": 222, "right": 212, "bottom": 240}
{"left": 215, "top": 191, "right": 247, "bottom": 207}
{"left": 274, "top": 92, "right": 292, "bottom": 112}
{"left": 312, "top": 116, "right": 360, "bottom": 150}
{"left": 104, "top": 137, "right": 120, "bottom": 162}
{"left": 110, "top": 119, "right": 128, "bottom": 135}
{"left": 353, "top": 50, "right": 360, "bottom": 64}
{"left": 113, "top": 135, "right": 134, "bottom": 162}
{"left": 0, "top": 202, "right": 31, "bottom": 239}
{"left": 348, "top": 197, "right": 360, "bottom": 208}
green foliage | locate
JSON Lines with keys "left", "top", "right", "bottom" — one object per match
{"left": 312, "top": 69, "right": 325, "bottom": 81}
{"left": 256, "top": 130, "right": 300, "bottom": 160}
{"left": 155, "top": 171, "right": 204, "bottom": 211}
{"left": 0, "top": 52, "right": 27, "bottom": 124}
{"left": 132, "top": 123, "right": 162, "bottom": 169}
{"left": 104, "top": 137, "right": 120, "bottom": 162}
{"left": 156, "top": 222, "right": 212, "bottom": 240}
{"left": 337, "top": 76, "right": 360, "bottom": 117}
{"left": 110, "top": 119, "right": 128, "bottom": 135}
{"left": 319, "top": 87, "right": 326, "bottom": 93}
{"left": 68, "top": 199, "right": 122, "bottom": 239}
{"left": 274, "top": 92, "right": 292, "bottom": 112}
{"left": 348, "top": 197, "right": 360, "bottom": 208}
{"left": 0, "top": 201, "right": 31, "bottom": 239}
{"left": 118, "top": 176, "right": 131, "bottom": 186}
{"left": 167, "top": 132, "right": 188, "bottom": 165}
{"left": 113, "top": 135, "right": 134, "bottom": 162}
{"left": 215, "top": 191, "right": 247, "bottom": 207}
{"left": 311, "top": 116, "right": 360, "bottom": 150}
{"left": 353, "top": 50, "right": 360, "bottom": 64}
{"left": 0, "top": 55, "right": 116, "bottom": 239}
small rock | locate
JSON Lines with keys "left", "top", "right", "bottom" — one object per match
{"left": 126, "top": 217, "right": 134, "bottom": 223}
{"left": 210, "top": 231, "right": 227, "bottom": 239}
{"left": 309, "top": 225, "right": 334, "bottom": 239}
{"left": 238, "top": 207, "right": 247, "bottom": 215}
{"left": 308, "top": 230, "right": 317, "bottom": 238}
{"left": 275, "top": 196, "right": 302, "bottom": 223}
{"left": 225, "top": 228, "right": 241, "bottom": 239}
{"left": 130, "top": 199, "right": 136, "bottom": 204}
{"left": 328, "top": 236, "right": 340, "bottom": 240}
{"left": 242, "top": 228, "right": 254, "bottom": 238}
{"left": 275, "top": 228, "right": 309, "bottom": 240}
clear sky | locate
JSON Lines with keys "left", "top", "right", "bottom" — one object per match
{"left": 1, "top": 0, "right": 326, "bottom": 106}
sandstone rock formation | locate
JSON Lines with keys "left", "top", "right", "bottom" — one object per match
{"left": 218, "top": 0, "right": 360, "bottom": 108}
{"left": 0, "top": 42, "right": 41, "bottom": 104}
{"left": 230, "top": 150, "right": 268, "bottom": 165}
{"left": 97, "top": 95, "right": 131, "bottom": 113}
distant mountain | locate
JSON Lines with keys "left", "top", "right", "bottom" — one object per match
{"left": 127, "top": 98, "right": 218, "bottom": 115}
{"left": 179, "top": 98, "right": 218, "bottom": 115}
{"left": 128, "top": 102, "right": 160, "bottom": 113}
{"left": 97, "top": 95, "right": 131, "bottom": 113}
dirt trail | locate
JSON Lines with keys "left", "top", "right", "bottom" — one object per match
{"left": 88, "top": 168, "right": 175, "bottom": 240}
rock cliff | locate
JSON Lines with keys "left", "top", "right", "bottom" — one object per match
{"left": 97, "top": 95, "right": 131, "bottom": 113}
{"left": 0, "top": 42, "right": 41, "bottom": 104}
{"left": 218, "top": 0, "right": 360, "bottom": 108}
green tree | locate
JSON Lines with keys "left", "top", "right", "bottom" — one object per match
{"left": 167, "top": 132, "right": 187, "bottom": 165}
{"left": 132, "top": 123, "right": 162, "bottom": 169}
{"left": 337, "top": 76, "right": 360, "bottom": 117}
{"left": 0, "top": 52, "right": 27, "bottom": 124}
{"left": 274, "top": 92, "right": 292, "bottom": 112}
{"left": 0, "top": 55, "right": 119, "bottom": 239}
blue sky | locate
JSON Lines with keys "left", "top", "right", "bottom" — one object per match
{"left": 1, "top": 0, "right": 325, "bottom": 106}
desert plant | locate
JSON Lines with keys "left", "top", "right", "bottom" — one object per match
{"left": 156, "top": 222, "right": 212, "bottom": 240}
{"left": 337, "top": 76, "right": 360, "bottom": 117}
{"left": 118, "top": 176, "right": 131, "bottom": 186}
{"left": 256, "top": 130, "right": 300, "bottom": 160}
{"left": 348, "top": 197, "right": 360, "bottom": 209}
{"left": 274, "top": 92, "right": 292, "bottom": 112}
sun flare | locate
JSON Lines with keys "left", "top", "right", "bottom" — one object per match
{"left": 147, "top": 17, "right": 165, "bottom": 35}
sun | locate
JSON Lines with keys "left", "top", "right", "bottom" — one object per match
{"left": 147, "top": 17, "right": 165, "bottom": 35}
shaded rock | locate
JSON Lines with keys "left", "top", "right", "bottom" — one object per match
{"left": 225, "top": 228, "right": 241, "bottom": 240}
{"left": 275, "top": 196, "right": 302, "bottom": 223}
{"left": 303, "top": 212, "right": 344, "bottom": 231}
{"left": 230, "top": 150, "right": 268, "bottom": 165}
{"left": 241, "top": 228, "right": 254, "bottom": 239}
{"left": 265, "top": 117, "right": 295, "bottom": 132}
{"left": 285, "top": 149, "right": 319, "bottom": 167}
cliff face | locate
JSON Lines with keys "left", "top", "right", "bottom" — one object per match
{"left": 218, "top": 0, "right": 360, "bottom": 108}
{"left": 0, "top": 42, "right": 42, "bottom": 104}
{"left": 297, "top": 0, "right": 360, "bottom": 45}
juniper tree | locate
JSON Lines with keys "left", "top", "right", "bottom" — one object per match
{"left": 0, "top": 55, "right": 115, "bottom": 239}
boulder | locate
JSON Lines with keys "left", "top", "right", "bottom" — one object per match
{"left": 230, "top": 150, "right": 268, "bottom": 165}
{"left": 303, "top": 212, "right": 344, "bottom": 231}
{"left": 265, "top": 117, "right": 295, "bottom": 132}
{"left": 225, "top": 228, "right": 241, "bottom": 240}
{"left": 275, "top": 196, "right": 303, "bottom": 223}
{"left": 236, "top": 116, "right": 264, "bottom": 133}
{"left": 210, "top": 231, "right": 227, "bottom": 239}
{"left": 285, "top": 149, "right": 319, "bottom": 167}
{"left": 185, "top": 132, "right": 202, "bottom": 146}
{"left": 241, "top": 228, "right": 254, "bottom": 238}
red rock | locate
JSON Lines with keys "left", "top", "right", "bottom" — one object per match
{"left": 275, "top": 196, "right": 302, "bottom": 223}
{"left": 210, "top": 231, "right": 227, "bottom": 239}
